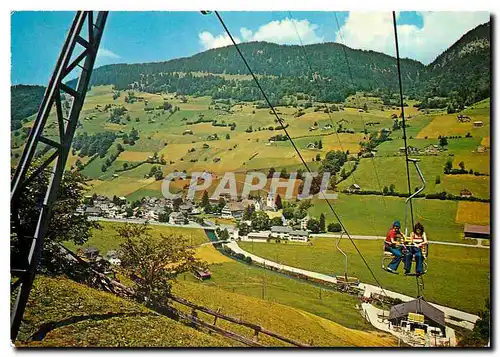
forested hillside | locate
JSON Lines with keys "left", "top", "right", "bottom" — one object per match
{"left": 71, "top": 41, "right": 425, "bottom": 103}
{"left": 11, "top": 85, "right": 45, "bottom": 130}
{"left": 419, "top": 21, "right": 490, "bottom": 107}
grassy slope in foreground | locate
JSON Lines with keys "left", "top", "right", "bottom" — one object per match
{"left": 172, "top": 278, "right": 396, "bottom": 347}
{"left": 240, "top": 238, "right": 490, "bottom": 315}
{"left": 180, "top": 261, "right": 369, "bottom": 331}
{"left": 17, "top": 276, "right": 232, "bottom": 347}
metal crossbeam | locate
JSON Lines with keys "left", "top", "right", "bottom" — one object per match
{"left": 10, "top": 11, "right": 108, "bottom": 341}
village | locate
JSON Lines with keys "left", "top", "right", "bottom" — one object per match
{"left": 80, "top": 190, "right": 314, "bottom": 244}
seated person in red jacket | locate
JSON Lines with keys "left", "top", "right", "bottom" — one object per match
{"left": 384, "top": 220, "right": 404, "bottom": 274}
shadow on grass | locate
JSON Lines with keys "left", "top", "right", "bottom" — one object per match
{"left": 29, "top": 311, "right": 155, "bottom": 341}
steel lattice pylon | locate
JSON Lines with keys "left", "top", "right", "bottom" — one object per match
{"left": 10, "top": 11, "right": 108, "bottom": 341}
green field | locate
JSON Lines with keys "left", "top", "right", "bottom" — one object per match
{"left": 309, "top": 195, "right": 466, "bottom": 243}
{"left": 179, "top": 260, "right": 371, "bottom": 332}
{"left": 240, "top": 238, "right": 490, "bottom": 314}
{"left": 64, "top": 221, "right": 209, "bottom": 254}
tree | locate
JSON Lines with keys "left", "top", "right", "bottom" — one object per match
{"left": 319, "top": 213, "right": 326, "bottom": 232}
{"left": 306, "top": 218, "right": 321, "bottom": 233}
{"left": 318, "top": 140, "right": 323, "bottom": 149}
{"left": 225, "top": 133, "right": 231, "bottom": 140}
{"left": 458, "top": 298, "right": 490, "bottom": 346}
{"left": 243, "top": 204, "right": 255, "bottom": 220}
{"left": 251, "top": 211, "right": 270, "bottom": 231}
{"left": 327, "top": 222, "right": 342, "bottom": 232}
{"left": 154, "top": 169, "right": 164, "bottom": 181}
{"left": 459, "top": 161, "right": 465, "bottom": 170}
{"left": 125, "top": 207, "right": 134, "bottom": 217}
{"left": 316, "top": 153, "right": 321, "bottom": 161}
{"left": 444, "top": 160, "right": 453, "bottom": 173}
{"left": 12, "top": 165, "right": 101, "bottom": 267}
{"left": 439, "top": 136, "right": 448, "bottom": 147}
{"left": 201, "top": 191, "right": 210, "bottom": 208}
{"left": 282, "top": 206, "right": 295, "bottom": 220}
{"left": 383, "top": 186, "right": 389, "bottom": 195}
{"left": 270, "top": 216, "right": 283, "bottom": 226}
{"left": 267, "top": 167, "right": 276, "bottom": 179}
{"left": 173, "top": 197, "right": 183, "bottom": 211}
{"left": 158, "top": 207, "right": 172, "bottom": 223}
{"left": 238, "top": 222, "right": 250, "bottom": 236}
{"left": 275, "top": 194, "right": 283, "bottom": 210}
{"left": 362, "top": 103, "right": 368, "bottom": 112}
{"left": 389, "top": 184, "right": 396, "bottom": 193}
{"left": 117, "top": 223, "right": 206, "bottom": 306}
{"left": 435, "top": 176, "right": 441, "bottom": 184}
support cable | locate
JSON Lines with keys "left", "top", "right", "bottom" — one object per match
{"left": 288, "top": 11, "right": 382, "bottom": 267}
{"left": 215, "top": 10, "right": 395, "bottom": 300}
{"left": 333, "top": 12, "right": 388, "bottom": 211}
{"left": 392, "top": 11, "right": 414, "bottom": 230}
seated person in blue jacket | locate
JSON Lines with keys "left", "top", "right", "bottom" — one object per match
{"left": 404, "top": 222, "right": 428, "bottom": 276}
{"left": 384, "top": 220, "right": 404, "bottom": 274}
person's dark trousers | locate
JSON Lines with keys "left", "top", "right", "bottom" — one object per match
{"left": 386, "top": 245, "right": 403, "bottom": 271}
{"left": 404, "top": 246, "right": 424, "bottom": 274}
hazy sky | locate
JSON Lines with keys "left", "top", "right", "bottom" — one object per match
{"left": 11, "top": 11, "right": 490, "bottom": 85}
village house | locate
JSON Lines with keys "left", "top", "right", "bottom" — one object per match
{"left": 299, "top": 215, "right": 311, "bottom": 230}
{"left": 270, "top": 226, "right": 292, "bottom": 239}
{"left": 169, "top": 212, "right": 186, "bottom": 225}
{"left": 399, "top": 146, "right": 420, "bottom": 155}
{"left": 477, "top": 145, "right": 486, "bottom": 153}
{"left": 179, "top": 201, "right": 194, "bottom": 214}
{"left": 306, "top": 142, "right": 317, "bottom": 149}
{"left": 85, "top": 206, "right": 102, "bottom": 217}
{"left": 347, "top": 183, "right": 361, "bottom": 193}
{"left": 265, "top": 192, "right": 276, "bottom": 211}
{"left": 222, "top": 202, "right": 245, "bottom": 219}
{"left": 183, "top": 129, "right": 193, "bottom": 135}
{"left": 464, "top": 224, "right": 490, "bottom": 239}
{"left": 456, "top": 114, "right": 471, "bottom": 122}
{"left": 423, "top": 144, "right": 440, "bottom": 155}
{"left": 82, "top": 247, "right": 100, "bottom": 260}
{"left": 247, "top": 231, "right": 271, "bottom": 241}
{"left": 473, "top": 121, "right": 484, "bottom": 128}
{"left": 322, "top": 124, "right": 333, "bottom": 130}
{"left": 288, "top": 230, "right": 310, "bottom": 242}
{"left": 460, "top": 189, "right": 473, "bottom": 198}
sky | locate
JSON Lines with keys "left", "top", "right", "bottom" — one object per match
{"left": 11, "top": 11, "right": 490, "bottom": 85}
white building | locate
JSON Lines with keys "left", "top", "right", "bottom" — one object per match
{"left": 266, "top": 192, "right": 276, "bottom": 211}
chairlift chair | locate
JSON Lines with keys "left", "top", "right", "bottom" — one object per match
{"left": 335, "top": 231, "right": 359, "bottom": 288}
{"left": 382, "top": 158, "right": 428, "bottom": 275}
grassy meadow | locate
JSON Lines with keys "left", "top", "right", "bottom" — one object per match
{"left": 240, "top": 238, "right": 490, "bottom": 314}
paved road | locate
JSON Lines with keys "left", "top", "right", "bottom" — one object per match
{"left": 225, "top": 241, "right": 480, "bottom": 324}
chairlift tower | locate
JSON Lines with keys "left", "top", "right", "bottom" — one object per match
{"left": 10, "top": 11, "right": 108, "bottom": 341}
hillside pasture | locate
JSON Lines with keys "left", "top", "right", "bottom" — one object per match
{"left": 309, "top": 195, "right": 464, "bottom": 243}
{"left": 239, "top": 238, "right": 490, "bottom": 314}
{"left": 64, "top": 221, "right": 209, "bottom": 254}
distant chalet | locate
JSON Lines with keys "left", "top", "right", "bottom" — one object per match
{"left": 463, "top": 224, "right": 490, "bottom": 239}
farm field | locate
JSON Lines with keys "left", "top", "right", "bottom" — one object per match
{"left": 455, "top": 202, "right": 490, "bottom": 226}
{"left": 13, "top": 87, "right": 489, "bottom": 212}
{"left": 239, "top": 238, "right": 490, "bottom": 314}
